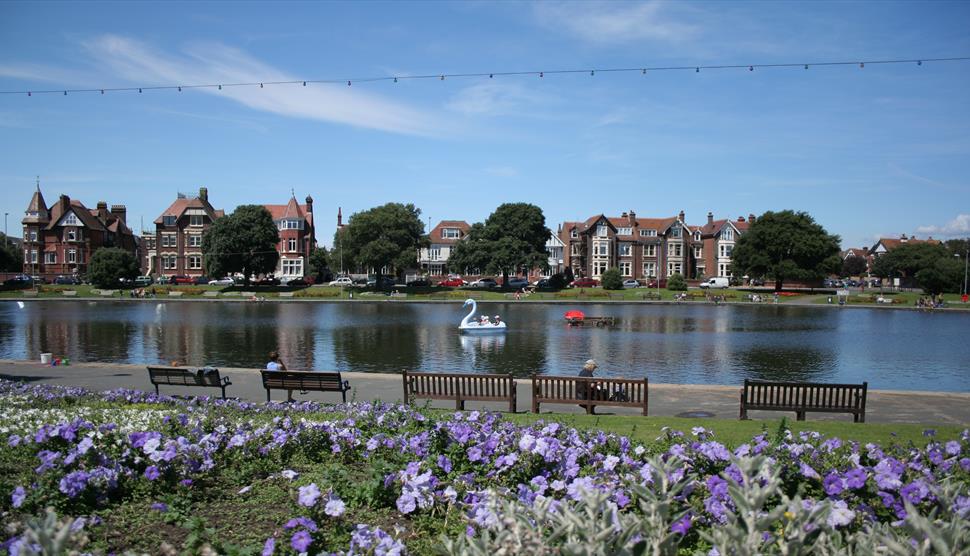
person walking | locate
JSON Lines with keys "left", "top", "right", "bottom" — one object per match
{"left": 266, "top": 351, "right": 292, "bottom": 402}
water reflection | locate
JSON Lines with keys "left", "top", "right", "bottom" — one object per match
{"left": 0, "top": 300, "right": 968, "bottom": 392}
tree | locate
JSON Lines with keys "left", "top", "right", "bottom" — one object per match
{"left": 0, "top": 233, "right": 22, "bottom": 272}
{"left": 841, "top": 256, "right": 868, "bottom": 278}
{"left": 870, "top": 242, "right": 948, "bottom": 283}
{"left": 202, "top": 205, "right": 279, "bottom": 285}
{"left": 730, "top": 210, "right": 841, "bottom": 291}
{"left": 667, "top": 273, "right": 687, "bottom": 291}
{"left": 340, "top": 203, "right": 426, "bottom": 286}
{"left": 87, "top": 247, "right": 139, "bottom": 288}
{"left": 308, "top": 247, "right": 330, "bottom": 284}
{"left": 600, "top": 268, "right": 623, "bottom": 290}
{"left": 916, "top": 257, "right": 963, "bottom": 295}
{"left": 449, "top": 203, "right": 550, "bottom": 285}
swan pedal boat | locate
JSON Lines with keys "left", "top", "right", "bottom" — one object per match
{"left": 459, "top": 298, "right": 507, "bottom": 334}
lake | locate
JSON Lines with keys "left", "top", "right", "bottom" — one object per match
{"left": 1, "top": 300, "right": 968, "bottom": 392}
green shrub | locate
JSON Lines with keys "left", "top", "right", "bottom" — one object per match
{"left": 667, "top": 273, "right": 687, "bottom": 291}
{"left": 600, "top": 268, "right": 624, "bottom": 290}
{"left": 294, "top": 287, "right": 342, "bottom": 298}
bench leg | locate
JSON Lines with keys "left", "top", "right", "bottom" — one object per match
{"left": 796, "top": 411, "right": 806, "bottom": 421}
{"left": 855, "top": 412, "right": 865, "bottom": 423}
{"left": 456, "top": 399, "right": 464, "bottom": 411}
{"left": 341, "top": 390, "right": 347, "bottom": 404}
{"left": 154, "top": 384, "right": 159, "bottom": 396}
{"left": 266, "top": 389, "right": 271, "bottom": 403}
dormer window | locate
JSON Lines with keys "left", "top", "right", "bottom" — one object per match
{"left": 163, "top": 215, "right": 176, "bottom": 227}
{"left": 693, "top": 231, "right": 701, "bottom": 241}
{"left": 670, "top": 226, "right": 682, "bottom": 238}
{"left": 62, "top": 213, "right": 79, "bottom": 226}
{"left": 189, "top": 215, "right": 204, "bottom": 227}
{"left": 722, "top": 228, "right": 734, "bottom": 241}
{"left": 617, "top": 227, "right": 632, "bottom": 236}
{"left": 570, "top": 229, "right": 578, "bottom": 239}
{"left": 596, "top": 225, "right": 608, "bottom": 237}
{"left": 66, "top": 229, "right": 77, "bottom": 242}
{"left": 640, "top": 229, "right": 657, "bottom": 237}
{"left": 441, "top": 228, "right": 461, "bottom": 239}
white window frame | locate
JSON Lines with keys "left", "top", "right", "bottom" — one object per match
{"left": 592, "top": 261, "right": 608, "bottom": 277}
{"left": 617, "top": 227, "right": 632, "bottom": 236}
{"left": 162, "top": 234, "right": 177, "bottom": 248}
{"left": 45, "top": 252, "right": 57, "bottom": 264}
{"left": 722, "top": 228, "right": 734, "bottom": 241}
{"left": 619, "top": 243, "right": 632, "bottom": 257}
{"left": 163, "top": 215, "right": 177, "bottom": 227}
{"left": 596, "top": 225, "right": 608, "bottom": 237}
{"left": 619, "top": 261, "right": 632, "bottom": 276}
{"left": 67, "top": 249, "right": 77, "bottom": 264}
{"left": 441, "top": 228, "right": 460, "bottom": 239}
{"left": 640, "top": 229, "right": 657, "bottom": 237}
{"left": 670, "top": 226, "right": 682, "bottom": 238}
{"left": 671, "top": 243, "right": 682, "bottom": 257}
{"left": 430, "top": 247, "right": 441, "bottom": 261}
{"left": 570, "top": 229, "right": 578, "bottom": 239}
{"left": 571, "top": 244, "right": 581, "bottom": 256}
{"left": 288, "top": 238, "right": 297, "bottom": 252}
{"left": 281, "top": 258, "right": 303, "bottom": 276}
{"left": 694, "top": 246, "right": 703, "bottom": 258}
{"left": 643, "top": 245, "right": 656, "bottom": 257}
{"left": 593, "top": 242, "right": 609, "bottom": 257}
{"left": 189, "top": 215, "right": 204, "bottom": 227}
{"left": 188, "top": 234, "right": 202, "bottom": 247}
{"left": 188, "top": 255, "right": 202, "bottom": 270}
{"left": 642, "top": 262, "right": 656, "bottom": 277}
{"left": 62, "top": 213, "right": 79, "bottom": 226}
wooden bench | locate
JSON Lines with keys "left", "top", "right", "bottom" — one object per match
{"left": 739, "top": 379, "right": 868, "bottom": 422}
{"left": 531, "top": 375, "right": 649, "bottom": 415}
{"left": 638, "top": 291, "right": 661, "bottom": 300}
{"left": 147, "top": 366, "right": 232, "bottom": 399}
{"left": 402, "top": 371, "right": 517, "bottom": 412}
{"left": 62, "top": 290, "right": 77, "bottom": 297}
{"left": 260, "top": 370, "right": 351, "bottom": 403}
{"left": 22, "top": 290, "right": 38, "bottom": 297}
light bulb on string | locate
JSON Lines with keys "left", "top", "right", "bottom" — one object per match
{"left": 917, "top": 60, "right": 922, "bottom": 66}
{"left": 439, "top": 75, "right": 444, "bottom": 80}
{"left": 27, "top": 92, "right": 31, "bottom": 96}
{"left": 347, "top": 80, "right": 351, "bottom": 86}
{"left": 393, "top": 77, "right": 397, "bottom": 83}
{"left": 859, "top": 62, "right": 864, "bottom": 68}
{"left": 138, "top": 88, "right": 142, "bottom": 93}
{"left": 63, "top": 91, "right": 67, "bottom": 96}
{"left": 804, "top": 64, "right": 809, "bottom": 69}
{"left": 749, "top": 66, "right": 754, "bottom": 71}
{"left": 100, "top": 90, "right": 104, "bottom": 95}
{"left": 489, "top": 73, "right": 493, "bottom": 78}
{"left": 303, "top": 81, "right": 306, "bottom": 86}
{"left": 178, "top": 86, "right": 182, "bottom": 92}
{"left": 641, "top": 69, "right": 646, "bottom": 75}
{"left": 539, "top": 71, "right": 543, "bottom": 78}
{"left": 590, "top": 70, "right": 595, "bottom": 76}
{"left": 695, "top": 67, "right": 700, "bottom": 73}
{"left": 218, "top": 85, "right": 222, "bottom": 90}
{"left": 260, "top": 83, "right": 263, "bottom": 88}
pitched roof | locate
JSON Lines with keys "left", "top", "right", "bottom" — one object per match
{"left": 23, "top": 186, "right": 49, "bottom": 224}
{"left": 264, "top": 197, "right": 313, "bottom": 226}
{"left": 843, "top": 248, "right": 868, "bottom": 259}
{"left": 154, "top": 195, "right": 222, "bottom": 224}
{"left": 872, "top": 237, "right": 941, "bottom": 252}
{"left": 46, "top": 199, "right": 105, "bottom": 231}
{"left": 428, "top": 220, "right": 470, "bottom": 244}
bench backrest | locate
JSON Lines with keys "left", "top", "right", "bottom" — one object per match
{"left": 532, "top": 375, "right": 648, "bottom": 405}
{"left": 404, "top": 371, "right": 515, "bottom": 399}
{"left": 147, "top": 366, "right": 222, "bottom": 387}
{"left": 742, "top": 380, "right": 867, "bottom": 411}
{"left": 261, "top": 370, "right": 346, "bottom": 390}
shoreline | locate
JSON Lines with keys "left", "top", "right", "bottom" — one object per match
{"left": 4, "top": 296, "right": 970, "bottom": 312}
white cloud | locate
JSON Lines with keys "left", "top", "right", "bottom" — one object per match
{"left": 917, "top": 214, "right": 970, "bottom": 238}
{"left": 484, "top": 166, "right": 519, "bottom": 178}
{"left": 446, "top": 81, "right": 548, "bottom": 116}
{"left": 534, "top": 1, "right": 699, "bottom": 45}
{"left": 80, "top": 35, "right": 440, "bottom": 136}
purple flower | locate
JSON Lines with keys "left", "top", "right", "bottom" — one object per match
{"left": 290, "top": 530, "right": 312, "bottom": 552}
{"left": 284, "top": 517, "right": 318, "bottom": 532}
{"left": 799, "top": 462, "right": 820, "bottom": 480}
{"left": 437, "top": 455, "right": 452, "bottom": 473}
{"left": 151, "top": 502, "right": 168, "bottom": 512}
{"left": 298, "top": 483, "right": 321, "bottom": 507}
{"left": 11, "top": 486, "right": 26, "bottom": 508}
{"left": 396, "top": 492, "right": 417, "bottom": 514}
{"left": 324, "top": 495, "right": 346, "bottom": 517}
{"left": 58, "top": 470, "right": 89, "bottom": 498}
{"left": 671, "top": 513, "right": 692, "bottom": 535}
{"left": 261, "top": 537, "right": 275, "bottom": 556}
{"left": 144, "top": 466, "right": 160, "bottom": 481}
{"left": 900, "top": 480, "right": 929, "bottom": 504}
{"left": 826, "top": 500, "right": 856, "bottom": 528}
{"left": 945, "top": 441, "right": 961, "bottom": 456}
{"left": 844, "top": 467, "right": 867, "bottom": 489}
{"left": 823, "top": 472, "right": 845, "bottom": 496}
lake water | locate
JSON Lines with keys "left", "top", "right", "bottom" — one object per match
{"left": 1, "top": 300, "right": 968, "bottom": 392}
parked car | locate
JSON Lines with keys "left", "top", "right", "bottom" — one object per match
{"left": 570, "top": 278, "right": 599, "bottom": 288}
{"left": 54, "top": 275, "right": 81, "bottom": 285}
{"left": 622, "top": 279, "right": 641, "bottom": 289}
{"left": 366, "top": 276, "right": 396, "bottom": 288}
{"left": 407, "top": 278, "right": 432, "bottom": 287}
{"left": 532, "top": 278, "right": 555, "bottom": 291}
{"left": 329, "top": 276, "right": 355, "bottom": 287}
{"left": 257, "top": 276, "right": 281, "bottom": 286}
{"left": 749, "top": 277, "right": 765, "bottom": 287}
{"left": 134, "top": 276, "right": 154, "bottom": 287}
{"left": 647, "top": 278, "right": 667, "bottom": 288}
{"left": 505, "top": 277, "right": 530, "bottom": 289}
{"left": 285, "top": 278, "right": 310, "bottom": 287}
{"left": 193, "top": 276, "right": 211, "bottom": 286}
{"left": 3, "top": 275, "right": 33, "bottom": 288}
{"left": 469, "top": 278, "right": 498, "bottom": 289}
{"left": 31, "top": 275, "right": 47, "bottom": 284}
{"left": 699, "top": 277, "right": 730, "bottom": 289}
{"left": 437, "top": 277, "right": 466, "bottom": 287}
{"left": 169, "top": 275, "right": 194, "bottom": 285}
{"left": 208, "top": 277, "right": 234, "bottom": 286}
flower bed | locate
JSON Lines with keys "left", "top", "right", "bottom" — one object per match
{"left": 1, "top": 379, "right": 968, "bottom": 555}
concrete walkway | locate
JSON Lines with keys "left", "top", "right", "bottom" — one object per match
{"left": 1, "top": 360, "right": 968, "bottom": 426}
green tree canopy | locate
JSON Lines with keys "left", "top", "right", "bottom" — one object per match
{"left": 667, "top": 273, "right": 687, "bottom": 291}
{"left": 730, "top": 210, "right": 841, "bottom": 291}
{"left": 448, "top": 203, "right": 550, "bottom": 284}
{"left": 308, "top": 246, "right": 330, "bottom": 283}
{"left": 340, "top": 203, "right": 426, "bottom": 283}
{"left": 87, "top": 247, "right": 139, "bottom": 289}
{"left": 841, "top": 255, "right": 868, "bottom": 278}
{"left": 915, "top": 257, "right": 963, "bottom": 295}
{"left": 600, "top": 268, "right": 623, "bottom": 290}
{"left": 0, "top": 233, "right": 22, "bottom": 272}
{"left": 202, "top": 205, "right": 279, "bottom": 284}
{"left": 870, "top": 242, "right": 948, "bottom": 280}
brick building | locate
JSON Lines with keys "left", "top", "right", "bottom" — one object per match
{"left": 21, "top": 184, "right": 137, "bottom": 279}
{"left": 417, "top": 220, "right": 471, "bottom": 276}
{"left": 695, "top": 213, "right": 752, "bottom": 279}
{"left": 150, "top": 187, "right": 224, "bottom": 279}
{"left": 263, "top": 194, "right": 316, "bottom": 280}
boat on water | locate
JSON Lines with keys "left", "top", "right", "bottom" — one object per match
{"left": 459, "top": 298, "right": 507, "bottom": 334}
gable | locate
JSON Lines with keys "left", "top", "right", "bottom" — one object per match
{"left": 56, "top": 210, "right": 83, "bottom": 227}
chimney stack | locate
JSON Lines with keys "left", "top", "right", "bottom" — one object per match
{"left": 678, "top": 210, "right": 685, "bottom": 222}
{"left": 96, "top": 201, "right": 108, "bottom": 211}
{"left": 111, "top": 204, "right": 127, "bottom": 224}
{"left": 738, "top": 216, "right": 746, "bottom": 223}
{"left": 305, "top": 195, "right": 313, "bottom": 213}
{"left": 900, "top": 233, "right": 908, "bottom": 242}
{"left": 199, "top": 187, "right": 208, "bottom": 202}
{"left": 621, "top": 211, "right": 628, "bottom": 218}
{"left": 59, "top": 194, "right": 70, "bottom": 213}
{"left": 337, "top": 207, "right": 343, "bottom": 228}
{"left": 707, "top": 211, "right": 714, "bottom": 224}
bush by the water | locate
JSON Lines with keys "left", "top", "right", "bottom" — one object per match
{"left": 667, "top": 272, "right": 687, "bottom": 291}
{"left": 1, "top": 380, "right": 968, "bottom": 555}
{"left": 600, "top": 268, "right": 624, "bottom": 290}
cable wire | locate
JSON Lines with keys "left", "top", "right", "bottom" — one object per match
{"left": 3, "top": 56, "right": 969, "bottom": 96}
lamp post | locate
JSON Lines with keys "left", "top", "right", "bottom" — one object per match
{"left": 3, "top": 212, "right": 7, "bottom": 247}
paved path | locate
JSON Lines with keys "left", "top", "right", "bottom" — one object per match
{"left": 1, "top": 360, "right": 968, "bottom": 426}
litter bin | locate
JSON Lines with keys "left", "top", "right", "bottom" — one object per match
{"left": 40, "top": 353, "right": 52, "bottom": 364}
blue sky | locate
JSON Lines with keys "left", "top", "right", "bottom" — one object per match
{"left": 1, "top": 0, "right": 969, "bottom": 249}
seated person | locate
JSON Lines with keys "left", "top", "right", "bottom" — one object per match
{"left": 576, "top": 359, "right": 604, "bottom": 403}
{"left": 493, "top": 315, "right": 502, "bottom": 326}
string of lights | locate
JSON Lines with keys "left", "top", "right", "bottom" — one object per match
{"left": 3, "top": 56, "right": 969, "bottom": 96}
